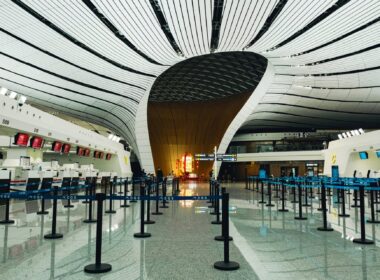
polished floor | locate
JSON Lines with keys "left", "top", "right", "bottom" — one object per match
{"left": 0, "top": 182, "right": 380, "bottom": 279}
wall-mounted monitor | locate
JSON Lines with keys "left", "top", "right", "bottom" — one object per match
{"left": 14, "top": 133, "right": 29, "bottom": 146}
{"left": 52, "top": 141, "right": 62, "bottom": 152}
{"left": 30, "top": 136, "right": 44, "bottom": 149}
{"left": 106, "top": 153, "right": 112, "bottom": 160}
{"left": 258, "top": 169, "right": 266, "bottom": 179}
{"left": 62, "top": 144, "right": 71, "bottom": 154}
{"left": 359, "top": 151, "right": 368, "bottom": 160}
{"left": 93, "top": 151, "right": 100, "bottom": 158}
{"left": 84, "top": 148, "right": 90, "bottom": 157}
{"left": 376, "top": 150, "right": 380, "bottom": 158}
{"left": 76, "top": 147, "right": 84, "bottom": 156}
{"left": 99, "top": 152, "right": 104, "bottom": 159}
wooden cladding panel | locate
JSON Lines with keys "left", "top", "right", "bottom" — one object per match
{"left": 148, "top": 92, "right": 250, "bottom": 176}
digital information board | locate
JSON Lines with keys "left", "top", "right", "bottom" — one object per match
{"left": 194, "top": 153, "right": 237, "bottom": 162}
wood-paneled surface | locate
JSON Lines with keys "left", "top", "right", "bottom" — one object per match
{"left": 148, "top": 92, "right": 250, "bottom": 176}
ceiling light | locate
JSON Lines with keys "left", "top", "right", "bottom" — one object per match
{"left": 338, "top": 134, "right": 343, "bottom": 139}
{"left": 108, "top": 134, "right": 114, "bottom": 139}
{"left": 9, "top": 91, "right": 17, "bottom": 99}
{"left": 358, "top": 128, "right": 365, "bottom": 134}
{"left": 0, "top": 87, "right": 7, "bottom": 95}
{"left": 18, "top": 95, "right": 27, "bottom": 105}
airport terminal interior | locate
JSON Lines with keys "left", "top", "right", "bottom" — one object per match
{"left": 1, "top": 0, "right": 380, "bottom": 279}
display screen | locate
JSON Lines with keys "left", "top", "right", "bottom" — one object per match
{"left": 93, "top": 151, "right": 100, "bottom": 158}
{"left": 76, "top": 147, "right": 84, "bottom": 156}
{"left": 376, "top": 150, "right": 380, "bottom": 158}
{"left": 106, "top": 153, "right": 112, "bottom": 160}
{"left": 52, "top": 141, "right": 62, "bottom": 152}
{"left": 14, "top": 133, "right": 29, "bottom": 146}
{"left": 84, "top": 148, "right": 90, "bottom": 157}
{"left": 359, "top": 151, "right": 368, "bottom": 160}
{"left": 30, "top": 136, "right": 44, "bottom": 149}
{"left": 62, "top": 144, "right": 71, "bottom": 154}
{"left": 258, "top": 169, "right": 267, "bottom": 179}
{"left": 99, "top": 152, "right": 104, "bottom": 159}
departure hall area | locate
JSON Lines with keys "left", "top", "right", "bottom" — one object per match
{"left": 0, "top": 0, "right": 380, "bottom": 279}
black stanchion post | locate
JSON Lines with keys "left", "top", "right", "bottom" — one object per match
{"left": 303, "top": 187, "right": 311, "bottom": 207}
{"left": 339, "top": 187, "right": 350, "bottom": 218}
{"left": 84, "top": 193, "right": 112, "bottom": 273}
{"left": 118, "top": 178, "right": 123, "bottom": 194}
{"left": 317, "top": 182, "right": 333, "bottom": 231}
{"left": 130, "top": 179, "right": 137, "bottom": 203}
{"left": 105, "top": 181, "right": 116, "bottom": 214}
{"left": 84, "top": 178, "right": 97, "bottom": 223}
{"left": 351, "top": 189, "right": 359, "bottom": 207}
{"left": 258, "top": 180, "right": 266, "bottom": 204}
{"left": 120, "top": 178, "right": 130, "bottom": 208}
{"left": 144, "top": 181, "right": 155, "bottom": 224}
{"left": 44, "top": 186, "right": 63, "bottom": 239}
{"left": 266, "top": 182, "right": 274, "bottom": 207}
{"left": 209, "top": 181, "right": 215, "bottom": 208}
{"left": 278, "top": 181, "right": 289, "bottom": 212}
{"left": 208, "top": 180, "right": 212, "bottom": 203}
{"left": 212, "top": 184, "right": 222, "bottom": 224}
{"left": 295, "top": 182, "right": 307, "bottom": 220}
{"left": 160, "top": 180, "right": 169, "bottom": 209}
{"left": 245, "top": 169, "right": 248, "bottom": 190}
{"left": 366, "top": 185, "right": 380, "bottom": 223}
{"left": 353, "top": 185, "right": 374, "bottom": 244}
{"left": 152, "top": 179, "right": 163, "bottom": 215}
{"left": 37, "top": 198, "right": 49, "bottom": 215}
{"left": 83, "top": 182, "right": 90, "bottom": 204}
{"left": 214, "top": 192, "right": 239, "bottom": 271}
{"left": 215, "top": 188, "right": 233, "bottom": 241}
{"left": 134, "top": 185, "right": 151, "bottom": 238}
{"left": 211, "top": 184, "right": 219, "bottom": 215}
{"left": 0, "top": 196, "right": 14, "bottom": 224}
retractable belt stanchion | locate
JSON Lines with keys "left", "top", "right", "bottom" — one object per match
{"left": 366, "top": 184, "right": 380, "bottom": 224}
{"left": 317, "top": 182, "right": 333, "bottom": 231}
{"left": 208, "top": 180, "right": 212, "bottom": 203}
{"left": 120, "top": 178, "right": 130, "bottom": 208}
{"left": 83, "top": 179, "right": 96, "bottom": 223}
{"left": 118, "top": 178, "right": 123, "bottom": 194}
{"left": 291, "top": 181, "right": 297, "bottom": 203}
{"left": 303, "top": 186, "right": 311, "bottom": 207}
{"left": 212, "top": 184, "right": 221, "bottom": 223}
{"left": 134, "top": 184, "right": 151, "bottom": 238}
{"left": 0, "top": 196, "right": 14, "bottom": 225}
{"left": 278, "top": 181, "right": 289, "bottom": 212}
{"left": 152, "top": 180, "right": 163, "bottom": 215}
{"left": 339, "top": 185, "right": 350, "bottom": 218}
{"left": 258, "top": 180, "right": 266, "bottom": 204}
{"left": 84, "top": 193, "right": 112, "bottom": 273}
{"left": 209, "top": 181, "right": 215, "bottom": 208}
{"left": 44, "top": 186, "right": 63, "bottom": 239}
{"left": 105, "top": 181, "right": 116, "bottom": 214}
{"left": 37, "top": 197, "right": 49, "bottom": 215}
{"left": 160, "top": 180, "right": 169, "bottom": 209}
{"left": 353, "top": 184, "right": 374, "bottom": 244}
{"left": 274, "top": 182, "right": 280, "bottom": 198}
{"left": 144, "top": 181, "right": 155, "bottom": 224}
{"left": 295, "top": 182, "right": 307, "bottom": 220}
{"left": 215, "top": 188, "right": 233, "bottom": 241}
{"left": 352, "top": 189, "right": 359, "bottom": 208}
{"left": 130, "top": 179, "right": 137, "bottom": 203}
{"left": 214, "top": 192, "right": 239, "bottom": 271}
{"left": 211, "top": 184, "right": 219, "bottom": 215}
{"left": 266, "top": 182, "right": 274, "bottom": 207}
{"left": 83, "top": 182, "right": 90, "bottom": 204}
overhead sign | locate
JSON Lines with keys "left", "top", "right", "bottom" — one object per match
{"left": 194, "top": 153, "right": 237, "bottom": 162}
{"left": 194, "top": 154, "right": 214, "bottom": 161}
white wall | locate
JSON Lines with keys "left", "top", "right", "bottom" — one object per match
{"left": 323, "top": 130, "right": 380, "bottom": 177}
{"left": 237, "top": 150, "right": 323, "bottom": 162}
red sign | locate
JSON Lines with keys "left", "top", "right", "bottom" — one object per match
{"left": 14, "top": 133, "right": 29, "bottom": 146}
{"left": 76, "top": 147, "right": 84, "bottom": 156}
{"left": 84, "top": 148, "right": 90, "bottom": 157}
{"left": 99, "top": 152, "right": 104, "bottom": 159}
{"left": 30, "top": 136, "right": 44, "bottom": 149}
{"left": 62, "top": 144, "right": 71, "bottom": 154}
{"left": 52, "top": 141, "right": 62, "bottom": 152}
{"left": 106, "top": 153, "right": 112, "bottom": 160}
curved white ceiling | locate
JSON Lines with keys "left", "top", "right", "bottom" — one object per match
{"left": 0, "top": 0, "right": 379, "bottom": 160}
